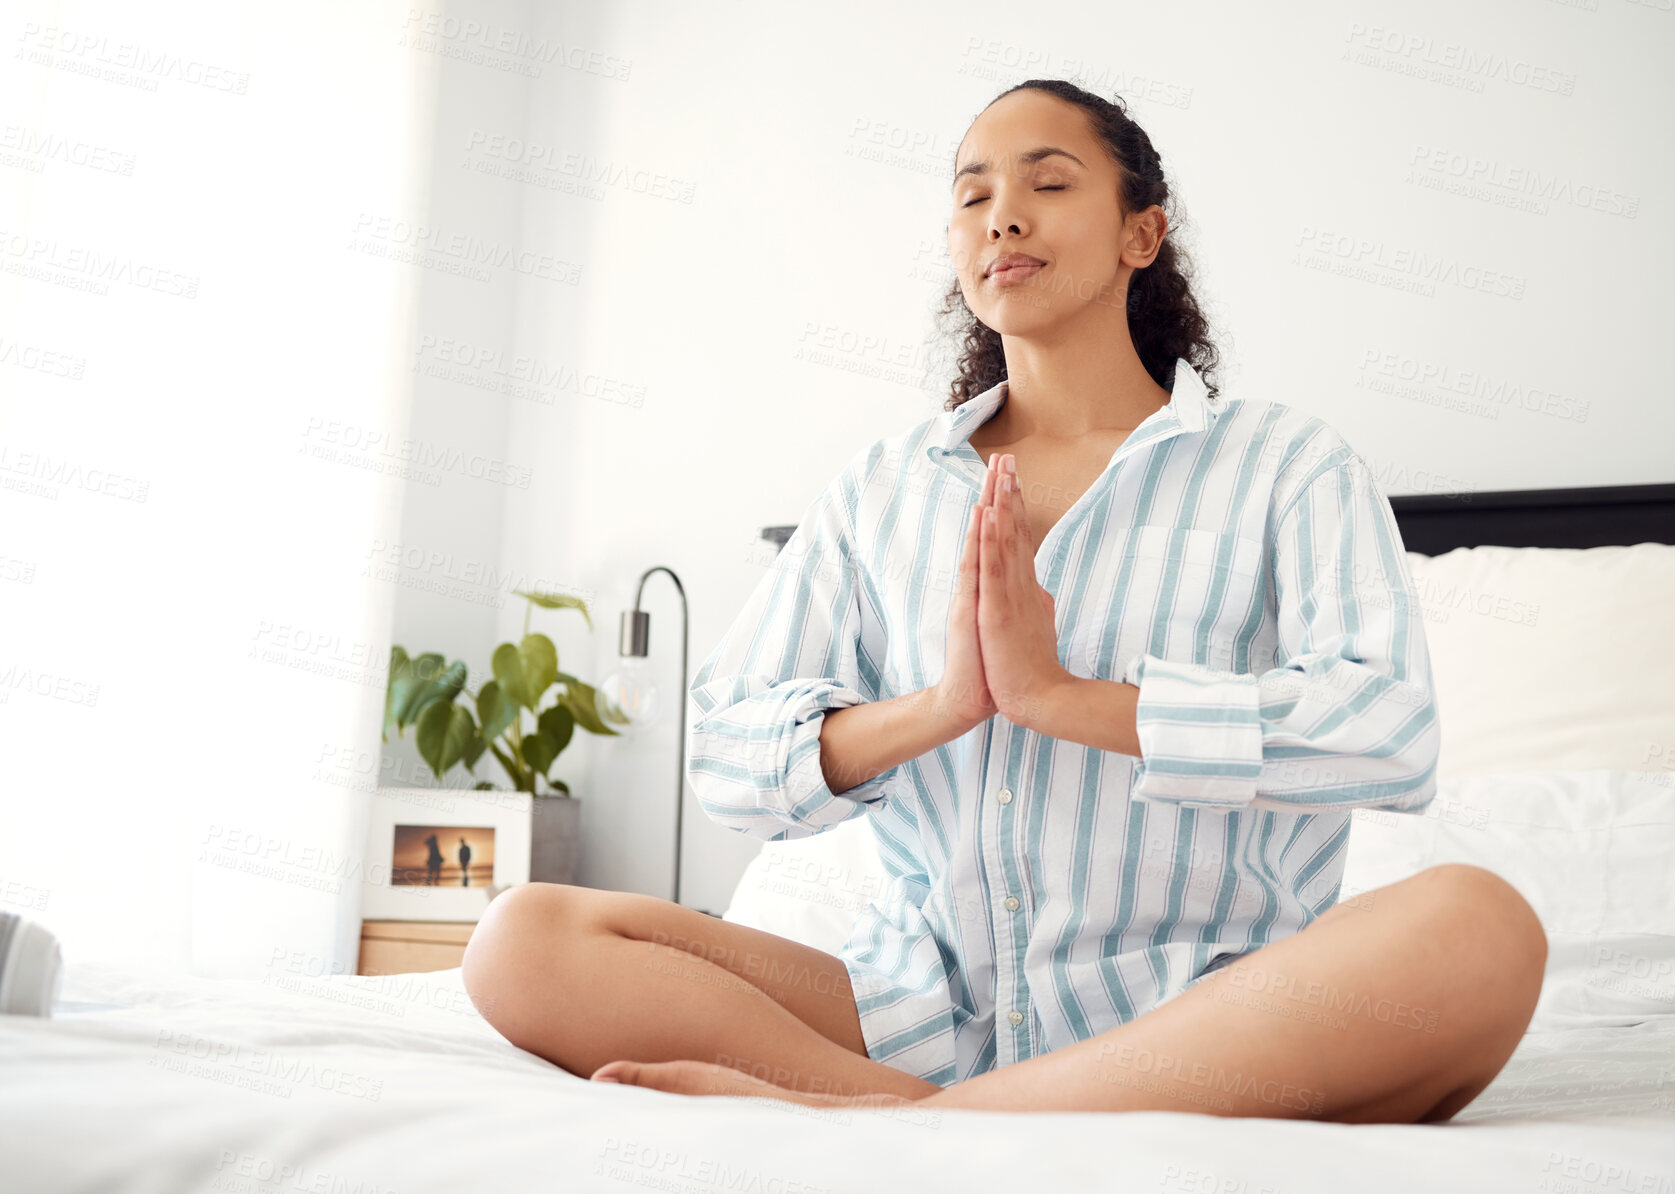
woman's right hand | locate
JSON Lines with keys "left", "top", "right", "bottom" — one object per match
{"left": 933, "top": 453, "right": 1002, "bottom": 729}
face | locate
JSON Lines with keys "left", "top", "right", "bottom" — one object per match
{"left": 949, "top": 90, "right": 1166, "bottom": 335}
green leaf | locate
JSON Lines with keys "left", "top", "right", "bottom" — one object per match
{"left": 520, "top": 729, "right": 560, "bottom": 777}
{"left": 491, "top": 642, "right": 531, "bottom": 709}
{"left": 383, "top": 645, "right": 410, "bottom": 741}
{"left": 391, "top": 652, "right": 466, "bottom": 733}
{"left": 519, "top": 633, "right": 558, "bottom": 706}
{"left": 416, "top": 669, "right": 467, "bottom": 731}
{"left": 415, "top": 701, "right": 476, "bottom": 779}
{"left": 515, "top": 589, "right": 593, "bottom": 631}
{"left": 385, "top": 651, "right": 424, "bottom": 736}
{"left": 476, "top": 680, "right": 517, "bottom": 742}
{"left": 462, "top": 727, "right": 487, "bottom": 771}
{"left": 545, "top": 777, "right": 571, "bottom": 796}
{"left": 537, "top": 704, "right": 575, "bottom": 755}
{"left": 561, "top": 677, "right": 620, "bottom": 737}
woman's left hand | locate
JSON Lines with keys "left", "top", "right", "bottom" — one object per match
{"left": 977, "top": 454, "right": 1072, "bottom": 730}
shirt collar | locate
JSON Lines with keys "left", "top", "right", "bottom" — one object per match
{"left": 925, "top": 356, "right": 1218, "bottom": 458}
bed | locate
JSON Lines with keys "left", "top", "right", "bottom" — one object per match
{"left": 3, "top": 481, "right": 1673, "bottom": 1193}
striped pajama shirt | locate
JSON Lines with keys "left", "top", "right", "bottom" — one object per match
{"left": 686, "top": 357, "right": 1440, "bottom": 1087}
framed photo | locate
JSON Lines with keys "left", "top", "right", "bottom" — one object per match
{"left": 361, "top": 787, "right": 532, "bottom": 922}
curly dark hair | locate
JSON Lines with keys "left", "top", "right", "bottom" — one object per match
{"left": 936, "top": 78, "right": 1221, "bottom": 412}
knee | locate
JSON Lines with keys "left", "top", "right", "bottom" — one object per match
{"left": 1414, "top": 863, "right": 1548, "bottom": 994}
{"left": 461, "top": 882, "right": 591, "bottom": 1025}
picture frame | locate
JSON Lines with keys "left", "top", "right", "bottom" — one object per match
{"left": 361, "top": 787, "right": 532, "bottom": 922}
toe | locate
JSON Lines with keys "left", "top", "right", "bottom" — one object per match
{"left": 636, "top": 1060, "right": 788, "bottom": 1099}
{"left": 658, "top": 1061, "right": 751, "bottom": 1097}
{"left": 589, "top": 1059, "right": 714, "bottom": 1096}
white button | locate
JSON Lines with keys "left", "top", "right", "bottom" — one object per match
{"left": 997, "top": 788, "right": 1013, "bottom": 804}
{"left": 1007, "top": 1009, "right": 1024, "bottom": 1026}
{"left": 1004, "top": 896, "right": 1020, "bottom": 911}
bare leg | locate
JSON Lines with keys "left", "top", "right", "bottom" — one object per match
{"left": 459, "top": 882, "right": 941, "bottom": 1102}
{"left": 923, "top": 863, "right": 1544, "bottom": 1122}
{"left": 610, "top": 864, "right": 1547, "bottom": 1125}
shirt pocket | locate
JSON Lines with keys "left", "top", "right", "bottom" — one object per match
{"left": 1062, "top": 524, "right": 1267, "bottom": 680}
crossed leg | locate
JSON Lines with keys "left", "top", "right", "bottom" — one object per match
{"left": 465, "top": 863, "right": 1547, "bottom": 1124}
{"left": 459, "top": 880, "right": 943, "bottom": 1102}
{"left": 912, "top": 862, "right": 1548, "bottom": 1123}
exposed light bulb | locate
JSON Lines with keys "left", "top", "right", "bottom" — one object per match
{"left": 598, "top": 655, "right": 658, "bottom": 734}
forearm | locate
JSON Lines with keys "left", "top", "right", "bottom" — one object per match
{"left": 1029, "top": 675, "right": 1141, "bottom": 757}
{"left": 818, "top": 686, "right": 980, "bottom": 797}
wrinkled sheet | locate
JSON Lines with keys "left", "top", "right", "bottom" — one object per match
{"left": 0, "top": 959, "right": 1669, "bottom": 1194}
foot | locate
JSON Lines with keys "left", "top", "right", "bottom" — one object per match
{"left": 588, "top": 1059, "right": 916, "bottom": 1111}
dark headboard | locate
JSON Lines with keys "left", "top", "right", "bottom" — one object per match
{"left": 760, "top": 525, "right": 796, "bottom": 552}
{"left": 762, "top": 482, "right": 1675, "bottom": 558}
{"left": 1386, "top": 482, "right": 1675, "bottom": 553}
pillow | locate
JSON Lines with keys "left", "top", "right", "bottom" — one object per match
{"left": 1341, "top": 769, "right": 1675, "bottom": 1032}
{"left": 722, "top": 814, "right": 882, "bottom": 959}
{"left": 1403, "top": 543, "right": 1675, "bottom": 782}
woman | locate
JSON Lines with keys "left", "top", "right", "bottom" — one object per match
{"left": 460, "top": 79, "right": 1546, "bottom": 1123}
{"left": 424, "top": 833, "right": 444, "bottom": 886}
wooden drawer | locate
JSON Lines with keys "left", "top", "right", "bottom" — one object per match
{"left": 357, "top": 919, "right": 477, "bottom": 976}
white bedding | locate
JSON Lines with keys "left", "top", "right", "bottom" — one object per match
{"left": 1, "top": 958, "right": 1669, "bottom": 1194}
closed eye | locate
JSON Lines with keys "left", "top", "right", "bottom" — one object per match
{"left": 961, "top": 185, "right": 1067, "bottom": 209}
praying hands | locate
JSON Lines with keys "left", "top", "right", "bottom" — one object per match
{"left": 933, "top": 452, "right": 1074, "bottom": 732}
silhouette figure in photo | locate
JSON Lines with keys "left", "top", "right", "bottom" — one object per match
{"left": 458, "top": 836, "right": 472, "bottom": 886}
{"left": 424, "top": 833, "right": 444, "bottom": 886}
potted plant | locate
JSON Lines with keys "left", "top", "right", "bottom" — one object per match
{"left": 382, "top": 589, "right": 625, "bottom": 885}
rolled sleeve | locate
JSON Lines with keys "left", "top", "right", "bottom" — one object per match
{"left": 687, "top": 463, "right": 897, "bottom": 842}
{"left": 1120, "top": 657, "right": 1264, "bottom": 809}
{"left": 1121, "top": 450, "right": 1440, "bottom": 815}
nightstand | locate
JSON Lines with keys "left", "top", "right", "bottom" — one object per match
{"left": 357, "top": 920, "right": 477, "bottom": 975}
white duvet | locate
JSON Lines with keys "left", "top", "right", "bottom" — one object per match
{"left": 0, "top": 957, "right": 1670, "bottom": 1194}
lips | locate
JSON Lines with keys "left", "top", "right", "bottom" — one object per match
{"left": 985, "top": 253, "right": 1047, "bottom": 280}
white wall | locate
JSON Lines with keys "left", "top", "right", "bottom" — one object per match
{"left": 375, "top": 0, "right": 533, "bottom": 797}
{"left": 391, "top": 0, "right": 1675, "bottom": 915}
